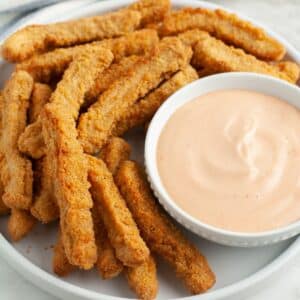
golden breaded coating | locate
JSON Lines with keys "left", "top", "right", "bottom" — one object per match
{"left": 1, "top": 71, "right": 34, "bottom": 210}
{"left": 192, "top": 36, "right": 298, "bottom": 84}
{"left": 87, "top": 155, "right": 149, "bottom": 267}
{"left": 92, "top": 206, "right": 123, "bottom": 279}
{"left": 31, "top": 156, "right": 59, "bottom": 223}
{"left": 29, "top": 83, "right": 52, "bottom": 123}
{"left": 86, "top": 55, "right": 141, "bottom": 103}
{"left": 113, "top": 65, "right": 198, "bottom": 136}
{"left": 125, "top": 255, "right": 158, "bottom": 300}
{"left": 3, "top": 9, "right": 141, "bottom": 62}
{"left": 41, "top": 50, "right": 112, "bottom": 269}
{"left": 275, "top": 61, "right": 300, "bottom": 83}
{"left": 115, "top": 161, "right": 216, "bottom": 294}
{"left": 0, "top": 199, "right": 9, "bottom": 215}
{"left": 18, "top": 120, "right": 45, "bottom": 159}
{"left": 17, "top": 29, "right": 159, "bottom": 83}
{"left": 78, "top": 37, "right": 192, "bottom": 154}
{"left": 8, "top": 209, "right": 36, "bottom": 241}
{"left": 129, "top": 0, "right": 170, "bottom": 26}
{"left": 161, "top": 8, "right": 285, "bottom": 61}
{"left": 53, "top": 230, "right": 74, "bottom": 277}
{"left": 99, "top": 137, "right": 131, "bottom": 175}
{"left": 178, "top": 29, "right": 210, "bottom": 48}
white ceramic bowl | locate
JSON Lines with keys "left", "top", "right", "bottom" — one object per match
{"left": 145, "top": 72, "right": 300, "bottom": 247}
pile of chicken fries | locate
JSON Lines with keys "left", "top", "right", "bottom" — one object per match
{"left": 0, "top": 0, "right": 298, "bottom": 298}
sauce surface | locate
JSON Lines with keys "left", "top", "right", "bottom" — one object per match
{"left": 157, "top": 89, "right": 300, "bottom": 232}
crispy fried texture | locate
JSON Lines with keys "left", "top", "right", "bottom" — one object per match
{"left": 28, "top": 83, "right": 59, "bottom": 223}
{"left": 160, "top": 8, "right": 285, "bottom": 61}
{"left": 41, "top": 50, "right": 113, "bottom": 269}
{"left": 113, "top": 65, "right": 198, "bottom": 136}
{"left": 53, "top": 230, "right": 74, "bottom": 276}
{"left": 17, "top": 29, "right": 158, "bottom": 83}
{"left": 1, "top": 71, "right": 34, "bottom": 210}
{"left": 86, "top": 55, "right": 141, "bottom": 103}
{"left": 8, "top": 209, "right": 36, "bottom": 241}
{"left": 3, "top": 10, "right": 141, "bottom": 62}
{"left": 99, "top": 137, "right": 131, "bottom": 175}
{"left": 0, "top": 94, "right": 9, "bottom": 216}
{"left": 78, "top": 37, "right": 192, "bottom": 154}
{"left": 275, "top": 61, "right": 300, "bottom": 83}
{"left": 31, "top": 156, "right": 59, "bottom": 223}
{"left": 178, "top": 29, "right": 210, "bottom": 48}
{"left": 115, "top": 161, "right": 216, "bottom": 294}
{"left": 125, "top": 255, "right": 158, "bottom": 300}
{"left": 29, "top": 83, "right": 52, "bottom": 123}
{"left": 87, "top": 155, "right": 149, "bottom": 267}
{"left": 129, "top": 0, "right": 170, "bottom": 26}
{"left": 18, "top": 120, "right": 45, "bottom": 159}
{"left": 95, "top": 137, "right": 131, "bottom": 278}
{"left": 92, "top": 206, "right": 123, "bottom": 279}
{"left": 192, "top": 36, "right": 298, "bottom": 83}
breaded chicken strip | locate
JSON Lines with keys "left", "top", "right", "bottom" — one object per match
{"left": 53, "top": 230, "right": 74, "bottom": 277}
{"left": 129, "top": 0, "right": 170, "bottom": 26}
{"left": 86, "top": 55, "right": 141, "bottom": 104}
{"left": 31, "top": 155, "right": 59, "bottom": 223}
{"left": 178, "top": 29, "right": 210, "bottom": 48}
{"left": 92, "top": 206, "right": 123, "bottom": 279}
{"left": 115, "top": 161, "right": 216, "bottom": 294}
{"left": 3, "top": 9, "right": 141, "bottom": 62}
{"left": 17, "top": 29, "right": 158, "bottom": 83}
{"left": 27, "top": 84, "right": 59, "bottom": 223}
{"left": 1, "top": 71, "right": 34, "bottom": 210}
{"left": 160, "top": 8, "right": 285, "bottom": 61}
{"left": 29, "top": 83, "right": 52, "bottom": 123}
{"left": 87, "top": 155, "right": 149, "bottom": 267}
{"left": 42, "top": 50, "right": 113, "bottom": 269}
{"left": 99, "top": 137, "right": 132, "bottom": 175}
{"left": 192, "top": 36, "right": 299, "bottom": 83}
{"left": 18, "top": 120, "right": 45, "bottom": 159}
{"left": 125, "top": 255, "right": 158, "bottom": 300}
{"left": 8, "top": 208, "right": 36, "bottom": 241}
{"left": 275, "top": 61, "right": 300, "bottom": 83}
{"left": 78, "top": 37, "right": 192, "bottom": 154}
{"left": 96, "top": 137, "right": 131, "bottom": 278}
{"left": 113, "top": 65, "right": 198, "bottom": 136}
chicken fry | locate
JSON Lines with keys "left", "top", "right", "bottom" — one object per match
{"left": 78, "top": 37, "right": 192, "bottom": 154}
{"left": 29, "top": 83, "right": 52, "bottom": 123}
{"left": 87, "top": 155, "right": 149, "bottom": 267}
{"left": 18, "top": 120, "right": 45, "bottom": 159}
{"left": 17, "top": 29, "right": 159, "bottom": 83}
{"left": 192, "top": 36, "right": 299, "bottom": 83}
{"left": 42, "top": 50, "right": 113, "bottom": 269}
{"left": 1, "top": 71, "right": 34, "bottom": 210}
{"left": 99, "top": 137, "right": 131, "bottom": 175}
{"left": 92, "top": 206, "right": 123, "bottom": 279}
{"left": 113, "top": 65, "right": 198, "bottom": 136}
{"left": 3, "top": 9, "right": 141, "bottom": 62}
{"left": 178, "top": 29, "right": 210, "bottom": 48}
{"left": 53, "top": 230, "right": 74, "bottom": 276}
{"left": 115, "top": 161, "right": 215, "bottom": 294}
{"left": 160, "top": 8, "right": 285, "bottom": 61}
{"left": 31, "top": 155, "right": 59, "bottom": 223}
{"left": 125, "top": 255, "right": 158, "bottom": 300}
{"left": 7, "top": 209, "right": 36, "bottom": 241}
{"left": 128, "top": 0, "right": 170, "bottom": 26}
{"left": 86, "top": 55, "right": 141, "bottom": 104}
{"left": 275, "top": 61, "right": 300, "bottom": 83}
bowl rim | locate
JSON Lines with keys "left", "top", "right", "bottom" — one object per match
{"left": 145, "top": 72, "right": 300, "bottom": 240}
{"left": 1, "top": 0, "right": 300, "bottom": 300}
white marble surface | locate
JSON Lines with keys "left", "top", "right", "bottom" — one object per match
{"left": 1, "top": 1, "right": 300, "bottom": 300}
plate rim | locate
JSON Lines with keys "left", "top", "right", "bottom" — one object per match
{"left": 1, "top": 0, "right": 300, "bottom": 299}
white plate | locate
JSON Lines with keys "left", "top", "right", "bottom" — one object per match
{"left": 0, "top": 1, "right": 300, "bottom": 300}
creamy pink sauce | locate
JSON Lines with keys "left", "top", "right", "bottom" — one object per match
{"left": 157, "top": 89, "right": 300, "bottom": 233}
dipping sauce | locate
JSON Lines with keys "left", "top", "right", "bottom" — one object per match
{"left": 157, "top": 89, "right": 300, "bottom": 232}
